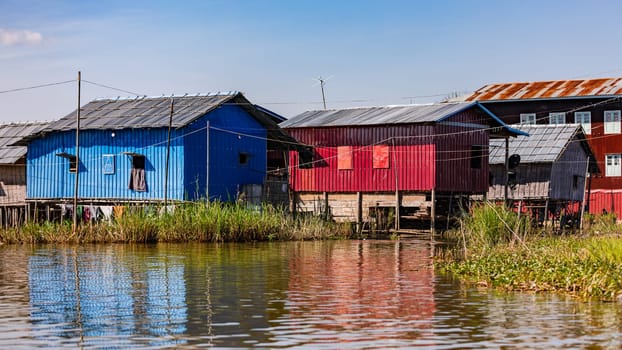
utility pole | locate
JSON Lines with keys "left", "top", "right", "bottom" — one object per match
{"left": 164, "top": 98, "right": 174, "bottom": 209}
{"left": 73, "top": 71, "right": 81, "bottom": 233}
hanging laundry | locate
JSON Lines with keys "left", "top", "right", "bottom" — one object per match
{"left": 100, "top": 206, "right": 114, "bottom": 220}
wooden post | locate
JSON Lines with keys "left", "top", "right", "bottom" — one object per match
{"left": 544, "top": 199, "right": 549, "bottom": 232}
{"left": 323, "top": 191, "right": 329, "bottom": 220}
{"left": 579, "top": 158, "right": 590, "bottom": 234}
{"left": 430, "top": 189, "right": 436, "bottom": 236}
{"left": 356, "top": 191, "right": 362, "bottom": 233}
{"left": 395, "top": 191, "right": 400, "bottom": 231}
{"left": 504, "top": 136, "right": 509, "bottom": 207}
{"left": 392, "top": 139, "right": 400, "bottom": 231}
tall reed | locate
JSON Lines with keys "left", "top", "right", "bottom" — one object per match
{"left": 0, "top": 202, "right": 352, "bottom": 244}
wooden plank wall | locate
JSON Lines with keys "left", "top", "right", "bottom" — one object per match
{"left": 0, "top": 165, "right": 26, "bottom": 205}
{"left": 295, "top": 192, "right": 428, "bottom": 223}
{"left": 487, "top": 164, "right": 551, "bottom": 200}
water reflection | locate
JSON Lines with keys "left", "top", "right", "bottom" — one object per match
{"left": 267, "top": 240, "right": 435, "bottom": 348}
{"left": 28, "top": 246, "right": 188, "bottom": 348}
{"left": 0, "top": 241, "right": 621, "bottom": 348}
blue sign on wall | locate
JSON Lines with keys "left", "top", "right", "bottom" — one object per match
{"left": 102, "top": 155, "right": 115, "bottom": 174}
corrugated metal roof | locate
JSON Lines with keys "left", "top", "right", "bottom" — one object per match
{"left": 281, "top": 102, "right": 478, "bottom": 128}
{"left": 0, "top": 122, "right": 49, "bottom": 164}
{"left": 16, "top": 92, "right": 298, "bottom": 147}
{"left": 489, "top": 124, "right": 583, "bottom": 164}
{"left": 51, "top": 92, "right": 238, "bottom": 131}
{"left": 466, "top": 77, "right": 622, "bottom": 101}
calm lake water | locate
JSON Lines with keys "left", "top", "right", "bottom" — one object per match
{"left": 1, "top": 240, "right": 621, "bottom": 349}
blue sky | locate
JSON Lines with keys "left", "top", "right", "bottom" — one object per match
{"left": 1, "top": 0, "right": 622, "bottom": 122}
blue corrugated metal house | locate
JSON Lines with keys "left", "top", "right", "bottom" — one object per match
{"left": 17, "top": 92, "right": 291, "bottom": 204}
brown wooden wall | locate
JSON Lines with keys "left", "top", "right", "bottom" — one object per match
{"left": 488, "top": 163, "right": 551, "bottom": 200}
{"left": 0, "top": 164, "right": 26, "bottom": 205}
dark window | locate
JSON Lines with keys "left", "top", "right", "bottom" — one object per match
{"left": 69, "top": 158, "right": 77, "bottom": 173}
{"left": 573, "top": 175, "right": 579, "bottom": 189}
{"left": 471, "top": 145, "right": 483, "bottom": 169}
{"left": 132, "top": 155, "right": 145, "bottom": 170}
{"left": 128, "top": 155, "right": 146, "bottom": 192}
{"left": 299, "top": 148, "right": 314, "bottom": 169}
{"left": 56, "top": 152, "right": 77, "bottom": 173}
{"left": 239, "top": 152, "right": 249, "bottom": 165}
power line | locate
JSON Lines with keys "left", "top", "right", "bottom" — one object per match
{"left": 0, "top": 80, "right": 74, "bottom": 94}
{"left": 82, "top": 80, "right": 143, "bottom": 96}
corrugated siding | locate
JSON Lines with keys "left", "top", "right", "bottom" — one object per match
{"left": 205, "top": 105, "right": 268, "bottom": 201}
{"left": 435, "top": 110, "right": 490, "bottom": 193}
{"left": 589, "top": 191, "right": 622, "bottom": 216}
{"left": 290, "top": 144, "right": 435, "bottom": 192}
{"left": 27, "top": 128, "right": 184, "bottom": 201}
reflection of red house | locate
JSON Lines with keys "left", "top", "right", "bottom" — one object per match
{"left": 281, "top": 102, "right": 525, "bottom": 230}
{"left": 466, "top": 78, "right": 622, "bottom": 217}
{"left": 285, "top": 241, "right": 435, "bottom": 344}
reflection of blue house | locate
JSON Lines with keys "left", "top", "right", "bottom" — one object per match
{"left": 28, "top": 249, "right": 188, "bottom": 348}
{"left": 17, "top": 92, "right": 290, "bottom": 204}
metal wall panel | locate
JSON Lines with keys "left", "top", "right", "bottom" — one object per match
{"left": 27, "top": 128, "right": 184, "bottom": 201}
{"left": 205, "top": 105, "right": 267, "bottom": 201}
{"left": 589, "top": 190, "right": 622, "bottom": 216}
{"left": 27, "top": 104, "right": 270, "bottom": 203}
{"left": 287, "top": 109, "right": 491, "bottom": 194}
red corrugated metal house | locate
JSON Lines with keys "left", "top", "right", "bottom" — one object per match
{"left": 465, "top": 78, "right": 622, "bottom": 218}
{"left": 280, "top": 102, "right": 525, "bottom": 231}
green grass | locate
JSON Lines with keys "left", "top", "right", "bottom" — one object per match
{"left": 438, "top": 203, "right": 622, "bottom": 301}
{"left": 0, "top": 202, "right": 353, "bottom": 244}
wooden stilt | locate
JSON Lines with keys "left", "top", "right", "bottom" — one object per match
{"left": 356, "top": 191, "right": 362, "bottom": 233}
{"left": 430, "top": 189, "right": 436, "bottom": 237}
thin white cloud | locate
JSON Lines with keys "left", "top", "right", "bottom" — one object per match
{"left": 0, "top": 28, "right": 43, "bottom": 46}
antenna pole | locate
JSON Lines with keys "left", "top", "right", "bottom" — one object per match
{"left": 319, "top": 77, "right": 326, "bottom": 110}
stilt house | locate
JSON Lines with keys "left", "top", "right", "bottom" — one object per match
{"left": 16, "top": 92, "right": 293, "bottom": 217}
{"left": 487, "top": 124, "right": 598, "bottom": 224}
{"left": 0, "top": 122, "right": 48, "bottom": 227}
{"left": 280, "top": 102, "right": 526, "bottom": 231}
{"left": 465, "top": 77, "right": 622, "bottom": 217}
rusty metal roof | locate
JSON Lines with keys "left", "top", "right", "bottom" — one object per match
{"left": 0, "top": 122, "right": 49, "bottom": 164}
{"left": 466, "top": 78, "right": 622, "bottom": 101}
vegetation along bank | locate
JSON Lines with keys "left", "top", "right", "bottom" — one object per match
{"left": 0, "top": 202, "right": 352, "bottom": 244}
{"left": 437, "top": 203, "right": 622, "bottom": 301}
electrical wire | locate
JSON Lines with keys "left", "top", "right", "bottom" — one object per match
{"left": 82, "top": 80, "right": 143, "bottom": 96}
{"left": 0, "top": 80, "right": 74, "bottom": 94}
